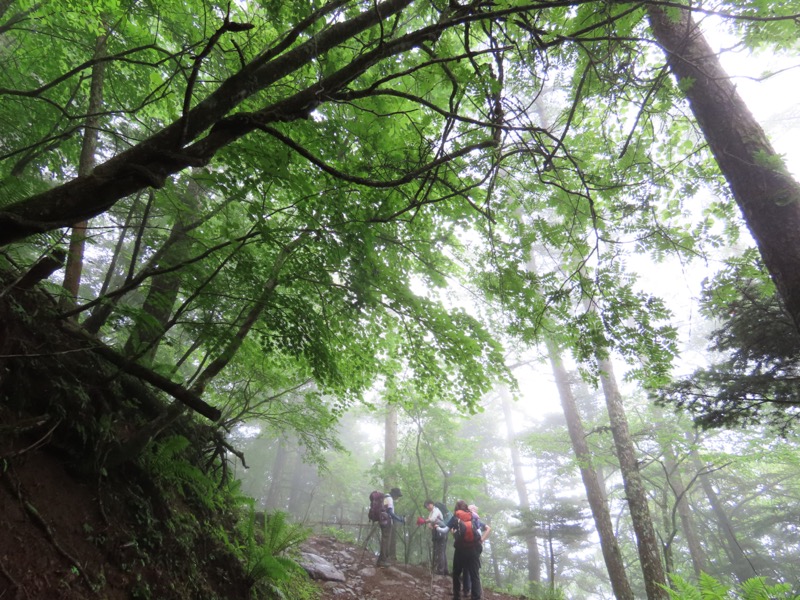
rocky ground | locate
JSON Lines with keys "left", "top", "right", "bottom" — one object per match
{"left": 300, "top": 535, "right": 526, "bottom": 600}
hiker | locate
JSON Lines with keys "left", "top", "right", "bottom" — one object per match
{"left": 424, "top": 499, "right": 449, "bottom": 575}
{"left": 446, "top": 500, "right": 491, "bottom": 600}
{"left": 377, "top": 487, "right": 405, "bottom": 566}
{"left": 461, "top": 504, "right": 491, "bottom": 598}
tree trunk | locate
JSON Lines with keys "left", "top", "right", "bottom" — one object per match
{"left": 648, "top": 4, "right": 800, "bottom": 333}
{"left": 384, "top": 402, "right": 399, "bottom": 560}
{"left": 690, "top": 447, "right": 757, "bottom": 583}
{"left": 61, "top": 33, "right": 107, "bottom": 308}
{"left": 597, "top": 355, "right": 668, "bottom": 599}
{"left": 264, "top": 439, "right": 289, "bottom": 511}
{"left": 123, "top": 179, "right": 201, "bottom": 366}
{"left": 663, "top": 444, "right": 707, "bottom": 578}
{"left": 499, "top": 384, "right": 542, "bottom": 583}
{"left": 547, "top": 340, "right": 635, "bottom": 600}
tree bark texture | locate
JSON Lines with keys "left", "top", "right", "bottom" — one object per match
{"left": 547, "top": 342, "right": 635, "bottom": 600}
{"left": 123, "top": 179, "right": 202, "bottom": 365}
{"left": 597, "top": 355, "right": 668, "bottom": 600}
{"left": 648, "top": 4, "right": 800, "bottom": 333}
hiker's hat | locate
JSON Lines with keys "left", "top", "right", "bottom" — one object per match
{"left": 390, "top": 487, "right": 402, "bottom": 498}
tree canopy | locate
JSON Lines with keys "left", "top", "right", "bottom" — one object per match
{"left": 4, "top": 1, "right": 800, "bottom": 597}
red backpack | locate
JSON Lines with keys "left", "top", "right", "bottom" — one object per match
{"left": 454, "top": 509, "right": 481, "bottom": 544}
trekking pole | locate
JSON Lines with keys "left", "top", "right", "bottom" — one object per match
{"left": 358, "top": 522, "right": 378, "bottom": 565}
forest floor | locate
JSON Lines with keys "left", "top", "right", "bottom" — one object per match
{"left": 302, "top": 534, "right": 526, "bottom": 600}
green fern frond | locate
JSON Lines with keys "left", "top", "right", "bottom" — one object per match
{"left": 739, "top": 577, "right": 798, "bottom": 600}
{"left": 261, "top": 511, "right": 309, "bottom": 556}
{"left": 697, "top": 571, "right": 730, "bottom": 597}
{"left": 664, "top": 573, "right": 799, "bottom": 600}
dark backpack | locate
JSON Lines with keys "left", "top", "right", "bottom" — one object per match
{"left": 368, "top": 491, "right": 390, "bottom": 526}
{"left": 434, "top": 501, "right": 452, "bottom": 526}
{"left": 454, "top": 509, "right": 481, "bottom": 544}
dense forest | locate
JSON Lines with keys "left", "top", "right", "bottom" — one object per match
{"left": 2, "top": 0, "right": 800, "bottom": 598}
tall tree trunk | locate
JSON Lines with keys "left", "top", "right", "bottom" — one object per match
{"left": 547, "top": 524, "right": 556, "bottom": 590}
{"left": 654, "top": 483, "right": 676, "bottom": 581}
{"left": 123, "top": 179, "right": 202, "bottom": 366}
{"left": 61, "top": 33, "right": 107, "bottom": 309}
{"left": 690, "top": 447, "right": 757, "bottom": 583}
{"left": 499, "top": 384, "right": 542, "bottom": 583}
{"left": 597, "top": 355, "right": 668, "bottom": 599}
{"left": 384, "top": 402, "right": 399, "bottom": 560}
{"left": 547, "top": 340, "right": 635, "bottom": 600}
{"left": 647, "top": 4, "right": 800, "bottom": 332}
{"left": 264, "top": 439, "right": 289, "bottom": 511}
{"left": 663, "top": 444, "right": 707, "bottom": 578}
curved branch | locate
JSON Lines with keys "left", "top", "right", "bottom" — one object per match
{"left": 261, "top": 125, "right": 497, "bottom": 188}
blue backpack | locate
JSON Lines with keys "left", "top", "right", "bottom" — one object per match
{"left": 434, "top": 501, "right": 452, "bottom": 526}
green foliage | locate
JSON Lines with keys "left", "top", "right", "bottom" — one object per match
{"left": 658, "top": 250, "right": 800, "bottom": 432}
{"left": 237, "top": 509, "right": 316, "bottom": 599}
{"left": 665, "top": 573, "right": 800, "bottom": 600}
{"left": 528, "top": 583, "right": 568, "bottom": 600}
{"left": 321, "top": 526, "right": 356, "bottom": 545}
{"left": 143, "top": 435, "right": 223, "bottom": 510}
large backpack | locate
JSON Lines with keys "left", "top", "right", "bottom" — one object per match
{"left": 434, "top": 501, "right": 452, "bottom": 526}
{"left": 453, "top": 509, "right": 481, "bottom": 544}
{"left": 368, "top": 491, "right": 390, "bottom": 526}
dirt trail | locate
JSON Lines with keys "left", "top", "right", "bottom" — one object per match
{"left": 302, "top": 535, "right": 525, "bottom": 600}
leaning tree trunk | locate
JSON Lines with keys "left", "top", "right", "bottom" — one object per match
{"left": 597, "top": 354, "right": 669, "bottom": 600}
{"left": 647, "top": 3, "right": 800, "bottom": 333}
{"left": 547, "top": 340, "right": 635, "bottom": 600}
{"left": 500, "top": 384, "right": 542, "bottom": 584}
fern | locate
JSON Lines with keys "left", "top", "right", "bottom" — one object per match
{"left": 739, "top": 577, "right": 799, "bottom": 600}
{"left": 144, "top": 435, "right": 219, "bottom": 510}
{"left": 237, "top": 508, "right": 315, "bottom": 598}
{"left": 665, "top": 573, "right": 800, "bottom": 600}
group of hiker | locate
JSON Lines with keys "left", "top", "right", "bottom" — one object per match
{"left": 370, "top": 487, "right": 492, "bottom": 600}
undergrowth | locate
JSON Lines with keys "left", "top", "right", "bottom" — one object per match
{"left": 665, "top": 573, "right": 800, "bottom": 599}
{"left": 137, "top": 431, "right": 319, "bottom": 599}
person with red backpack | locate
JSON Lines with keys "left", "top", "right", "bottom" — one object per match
{"left": 461, "top": 504, "right": 490, "bottom": 598}
{"left": 445, "top": 500, "right": 491, "bottom": 600}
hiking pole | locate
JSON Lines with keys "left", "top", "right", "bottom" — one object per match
{"left": 358, "top": 522, "right": 378, "bottom": 565}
